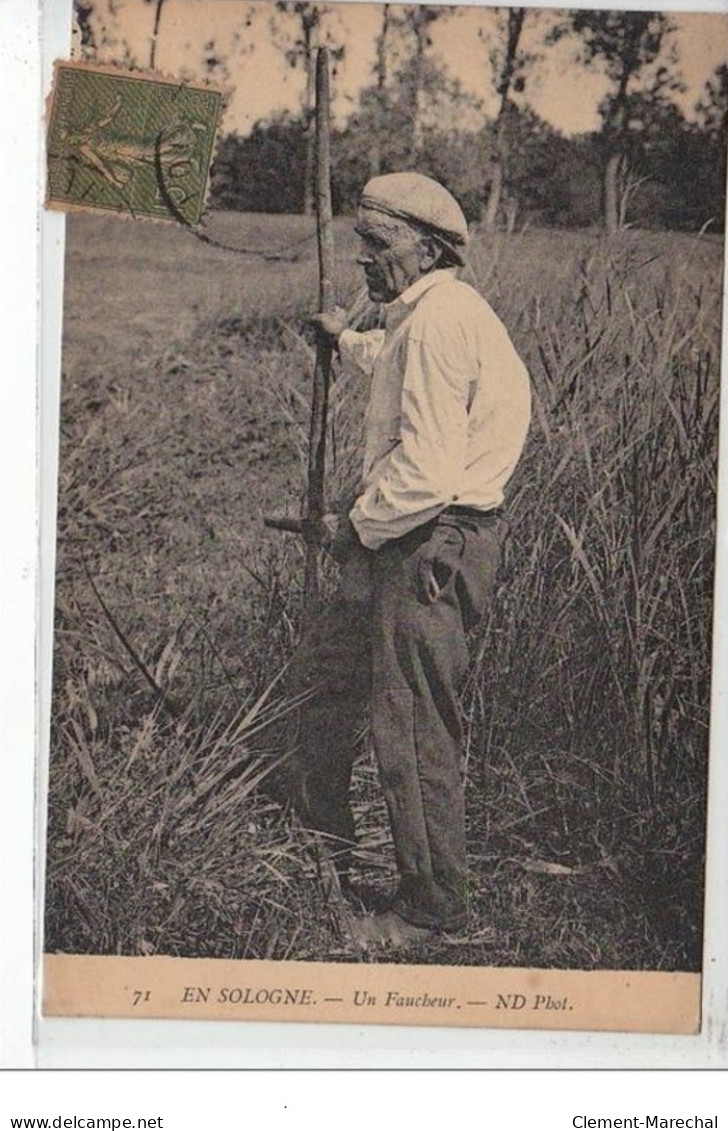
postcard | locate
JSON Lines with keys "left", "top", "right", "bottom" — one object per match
{"left": 39, "top": 0, "right": 727, "bottom": 1034}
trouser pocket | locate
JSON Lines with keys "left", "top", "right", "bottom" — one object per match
{"left": 415, "top": 525, "right": 465, "bottom": 605}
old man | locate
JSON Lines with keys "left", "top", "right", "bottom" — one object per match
{"left": 287, "top": 171, "right": 531, "bottom": 947}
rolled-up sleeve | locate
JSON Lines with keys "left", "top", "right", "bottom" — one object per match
{"left": 338, "top": 328, "right": 385, "bottom": 377}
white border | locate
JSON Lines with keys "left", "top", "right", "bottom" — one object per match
{"left": 1, "top": 0, "right": 725, "bottom": 1070}
{"left": 0, "top": 0, "right": 42, "bottom": 1072}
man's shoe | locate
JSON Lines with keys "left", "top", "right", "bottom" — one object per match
{"left": 391, "top": 874, "right": 469, "bottom": 933}
{"left": 348, "top": 910, "right": 436, "bottom": 950}
{"left": 391, "top": 898, "right": 468, "bottom": 934}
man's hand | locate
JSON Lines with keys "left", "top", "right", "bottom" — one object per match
{"left": 416, "top": 525, "right": 464, "bottom": 605}
{"left": 322, "top": 512, "right": 360, "bottom": 564}
{"left": 322, "top": 515, "right": 372, "bottom": 606}
{"left": 309, "top": 307, "right": 348, "bottom": 344}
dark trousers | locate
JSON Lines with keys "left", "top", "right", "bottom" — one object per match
{"left": 285, "top": 513, "right": 504, "bottom": 929}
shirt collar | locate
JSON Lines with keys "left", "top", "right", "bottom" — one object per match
{"left": 386, "top": 268, "right": 457, "bottom": 317}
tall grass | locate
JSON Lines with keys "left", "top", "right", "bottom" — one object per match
{"left": 476, "top": 234, "right": 717, "bottom": 777}
{"left": 45, "top": 216, "right": 720, "bottom": 968}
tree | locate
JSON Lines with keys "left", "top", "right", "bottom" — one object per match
{"left": 481, "top": 7, "right": 528, "bottom": 229}
{"left": 73, "top": 0, "right": 256, "bottom": 87}
{"left": 492, "top": 106, "right": 581, "bottom": 227}
{"left": 272, "top": 3, "right": 344, "bottom": 215}
{"left": 346, "top": 4, "right": 465, "bottom": 176}
{"left": 72, "top": 0, "right": 135, "bottom": 64}
{"left": 392, "top": 6, "right": 454, "bottom": 159}
{"left": 696, "top": 62, "right": 728, "bottom": 141}
{"left": 211, "top": 114, "right": 308, "bottom": 213}
{"left": 74, "top": 2, "right": 97, "bottom": 50}
{"left": 686, "top": 64, "right": 728, "bottom": 230}
{"left": 144, "top": 0, "right": 167, "bottom": 70}
{"left": 598, "top": 90, "right": 686, "bottom": 228}
{"left": 562, "top": 11, "right": 679, "bottom": 234}
{"left": 400, "top": 6, "right": 445, "bottom": 158}
{"left": 332, "top": 58, "right": 476, "bottom": 206}
{"left": 368, "top": 3, "right": 393, "bottom": 177}
{"left": 73, "top": 0, "right": 166, "bottom": 67}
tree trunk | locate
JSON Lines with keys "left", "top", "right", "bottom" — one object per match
{"left": 601, "top": 55, "right": 632, "bottom": 234}
{"left": 603, "top": 151, "right": 622, "bottom": 235}
{"left": 410, "top": 14, "right": 426, "bottom": 159}
{"left": 482, "top": 9, "right": 526, "bottom": 231}
{"left": 375, "top": 5, "right": 390, "bottom": 90}
{"left": 370, "top": 4, "right": 391, "bottom": 176}
{"left": 149, "top": 0, "right": 166, "bottom": 70}
{"left": 483, "top": 159, "right": 503, "bottom": 230}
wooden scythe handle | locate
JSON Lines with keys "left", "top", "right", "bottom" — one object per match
{"left": 302, "top": 46, "right": 335, "bottom": 624}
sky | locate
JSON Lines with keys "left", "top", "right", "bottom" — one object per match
{"left": 82, "top": 0, "right": 728, "bottom": 137}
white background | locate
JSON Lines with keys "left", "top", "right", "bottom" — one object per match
{"left": 1, "top": 0, "right": 727, "bottom": 1114}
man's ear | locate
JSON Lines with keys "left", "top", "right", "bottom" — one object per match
{"left": 419, "top": 235, "right": 443, "bottom": 271}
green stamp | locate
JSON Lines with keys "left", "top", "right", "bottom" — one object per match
{"left": 46, "top": 62, "right": 223, "bottom": 225}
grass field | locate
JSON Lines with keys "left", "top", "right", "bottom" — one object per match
{"left": 45, "top": 210, "right": 722, "bottom": 969}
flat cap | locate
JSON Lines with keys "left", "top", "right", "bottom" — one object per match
{"left": 359, "top": 172, "right": 469, "bottom": 265}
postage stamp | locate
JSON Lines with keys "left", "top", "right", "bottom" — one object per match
{"left": 46, "top": 62, "right": 223, "bottom": 225}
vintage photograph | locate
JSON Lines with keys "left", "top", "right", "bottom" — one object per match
{"left": 41, "top": 0, "right": 726, "bottom": 1029}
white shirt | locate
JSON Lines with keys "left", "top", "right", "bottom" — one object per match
{"left": 338, "top": 269, "right": 531, "bottom": 551}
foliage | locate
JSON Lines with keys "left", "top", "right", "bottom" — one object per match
{"left": 564, "top": 10, "right": 671, "bottom": 82}
{"left": 209, "top": 92, "right": 726, "bottom": 232}
{"left": 690, "top": 64, "right": 728, "bottom": 231}
{"left": 74, "top": 2, "right": 727, "bottom": 231}
{"left": 272, "top": 0, "right": 346, "bottom": 81}
{"left": 213, "top": 118, "right": 309, "bottom": 214}
{"left": 554, "top": 11, "right": 680, "bottom": 232}
{"left": 480, "top": 6, "right": 530, "bottom": 229}
{"left": 696, "top": 62, "right": 728, "bottom": 139}
{"left": 207, "top": 7, "right": 726, "bottom": 233}
{"left": 46, "top": 213, "right": 719, "bottom": 968}
{"left": 270, "top": 2, "right": 346, "bottom": 214}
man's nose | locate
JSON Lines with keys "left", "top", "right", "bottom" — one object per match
{"left": 357, "top": 248, "right": 373, "bottom": 266}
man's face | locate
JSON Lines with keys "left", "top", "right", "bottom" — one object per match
{"left": 355, "top": 208, "right": 430, "bottom": 304}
